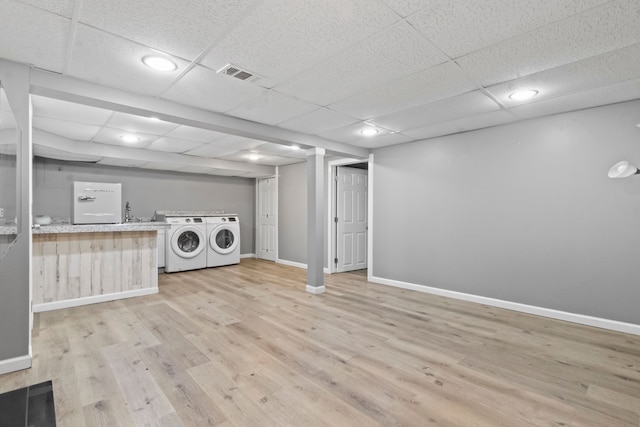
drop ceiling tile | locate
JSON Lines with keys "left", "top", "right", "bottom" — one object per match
{"left": 252, "top": 142, "right": 307, "bottom": 158}
{"left": 275, "top": 22, "right": 449, "bottom": 106}
{"left": 183, "top": 144, "right": 239, "bottom": 158}
{"left": 175, "top": 166, "right": 218, "bottom": 175}
{"left": 402, "top": 110, "right": 517, "bottom": 140}
{"left": 220, "top": 151, "right": 300, "bottom": 167}
{"left": 378, "top": 0, "right": 428, "bottom": 17}
{"left": 32, "top": 96, "right": 113, "bottom": 125}
{"left": 206, "top": 169, "right": 250, "bottom": 177}
{"left": 200, "top": 0, "right": 400, "bottom": 84}
{"left": 33, "top": 144, "right": 103, "bottom": 162}
{"left": 277, "top": 108, "right": 359, "bottom": 134}
{"left": 92, "top": 128, "right": 157, "bottom": 148}
{"left": 227, "top": 90, "right": 317, "bottom": 125}
{"left": 33, "top": 117, "right": 101, "bottom": 141}
{"left": 15, "top": 0, "right": 75, "bottom": 17}
{"left": 329, "top": 61, "right": 479, "bottom": 120}
{"left": 0, "top": 111, "right": 17, "bottom": 130}
{"left": 508, "top": 77, "right": 640, "bottom": 121}
{"left": 145, "top": 137, "right": 203, "bottom": 154}
{"left": 164, "top": 125, "right": 228, "bottom": 143}
{"left": 182, "top": 135, "right": 264, "bottom": 158}
{"left": 162, "top": 65, "right": 265, "bottom": 113}
{"left": 138, "top": 162, "right": 183, "bottom": 171}
{"left": 372, "top": 91, "right": 501, "bottom": 132}
{"left": 79, "top": 0, "right": 257, "bottom": 59}
{"left": 408, "top": 0, "right": 610, "bottom": 58}
{"left": 486, "top": 43, "right": 640, "bottom": 107}
{"left": 68, "top": 24, "right": 189, "bottom": 96}
{"left": 348, "top": 132, "right": 414, "bottom": 149}
{"left": 105, "top": 113, "right": 180, "bottom": 135}
{"left": 0, "top": 90, "right": 10, "bottom": 112}
{"left": 98, "top": 158, "right": 148, "bottom": 168}
{"left": 316, "top": 122, "right": 411, "bottom": 145}
{"left": 0, "top": 2, "right": 69, "bottom": 72}
{"left": 456, "top": 0, "right": 640, "bottom": 86}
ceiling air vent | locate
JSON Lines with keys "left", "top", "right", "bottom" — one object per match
{"left": 217, "top": 64, "right": 260, "bottom": 83}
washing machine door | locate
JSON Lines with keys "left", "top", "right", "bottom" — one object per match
{"left": 210, "top": 225, "right": 239, "bottom": 255}
{"left": 171, "top": 226, "right": 205, "bottom": 259}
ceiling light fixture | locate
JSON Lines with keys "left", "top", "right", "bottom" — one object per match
{"left": 361, "top": 128, "right": 379, "bottom": 137}
{"left": 509, "top": 90, "right": 538, "bottom": 101}
{"left": 290, "top": 145, "right": 300, "bottom": 150}
{"left": 120, "top": 134, "right": 140, "bottom": 143}
{"left": 608, "top": 160, "right": 640, "bottom": 179}
{"left": 141, "top": 55, "right": 177, "bottom": 72}
{"left": 247, "top": 153, "right": 260, "bottom": 161}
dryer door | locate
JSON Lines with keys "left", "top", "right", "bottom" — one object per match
{"left": 210, "top": 225, "right": 239, "bottom": 255}
{"left": 171, "top": 226, "right": 205, "bottom": 259}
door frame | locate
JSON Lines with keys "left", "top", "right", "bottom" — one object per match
{"left": 327, "top": 154, "right": 374, "bottom": 277}
{"left": 255, "top": 169, "right": 278, "bottom": 261}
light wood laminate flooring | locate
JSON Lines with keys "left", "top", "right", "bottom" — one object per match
{"left": 1, "top": 258, "right": 639, "bottom": 426}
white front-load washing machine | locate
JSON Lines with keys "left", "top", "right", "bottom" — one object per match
{"left": 206, "top": 215, "right": 240, "bottom": 267}
{"left": 165, "top": 217, "right": 207, "bottom": 273}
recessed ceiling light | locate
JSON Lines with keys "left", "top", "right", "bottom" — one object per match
{"left": 247, "top": 153, "right": 260, "bottom": 161}
{"left": 509, "top": 90, "right": 538, "bottom": 101}
{"left": 120, "top": 134, "right": 139, "bottom": 143}
{"left": 290, "top": 145, "right": 300, "bottom": 150}
{"left": 141, "top": 55, "right": 177, "bottom": 72}
{"left": 361, "top": 128, "right": 379, "bottom": 137}
{"left": 149, "top": 116, "right": 161, "bottom": 121}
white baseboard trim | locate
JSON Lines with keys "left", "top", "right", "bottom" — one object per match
{"left": 276, "top": 259, "right": 331, "bottom": 274}
{"left": 240, "top": 253, "right": 256, "bottom": 259}
{"left": 0, "top": 354, "right": 32, "bottom": 375}
{"left": 370, "top": 275, "right": 640, "bottom": 336}
{"left": 306, "top": 285, "right": 326, "bottom": 294}
{"left": 33, "top": 287, "right": 159, "bottom": 313}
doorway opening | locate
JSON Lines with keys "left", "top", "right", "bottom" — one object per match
{"left": 327, "top": 156, "right": 372, "bottom": 276}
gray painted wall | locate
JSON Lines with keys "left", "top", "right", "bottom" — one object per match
{"left": 33, "top": 158, "right": 256, "bottom": 254}
{"left": 372, "top": 99, "right": 640, "bottom": 325}
{"left": 278, "top": 162, "right": 307, "bottom": 264}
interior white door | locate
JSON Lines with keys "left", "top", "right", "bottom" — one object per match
{"left": 336, "top": 166, "right": 368, "bottom": 272}
{"left": 257, "top": 177, "right": 277, "bottom": 261}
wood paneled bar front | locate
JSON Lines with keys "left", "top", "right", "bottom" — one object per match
{"left": 31, "top": 222, "right": 169, "bottom": 312}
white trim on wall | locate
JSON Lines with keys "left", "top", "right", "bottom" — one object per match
{"left": 367, "top": 153, "right": 374, "bottom": 283}
{"left": 33, "top": 288, "right": 158, "bottom": 313}
{"left": 0, "top": 353, "right": 32, "bottom": 375}
{"left": 240, "top": 253, "right": 256, "bottom": 259}
{"left": 370, "top": 275, "right": 640, "bottom": 336}
{"left": 276, "top": 258, "right": 331, "bottom": 274}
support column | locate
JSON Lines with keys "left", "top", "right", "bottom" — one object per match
{"left": 306, "top": 147, "right": 325, "bottom": 294}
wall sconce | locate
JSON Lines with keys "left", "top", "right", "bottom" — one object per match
{"left": 608, "top": 161, "right": 640, "bottom": 179}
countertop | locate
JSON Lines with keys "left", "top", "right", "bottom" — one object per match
{"left": 32, "top": 221, "right": 170, "bottom": 234}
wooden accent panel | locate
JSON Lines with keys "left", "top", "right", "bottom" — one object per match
{"left": 32, "top": 231, "right": 157, "bottom": 305}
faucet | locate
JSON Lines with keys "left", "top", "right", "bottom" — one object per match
{"left": 124, "top": 201, "right": 132, "bottom": 223}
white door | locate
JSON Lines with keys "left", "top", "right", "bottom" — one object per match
{"left": 336, "top": 166, "right": 368, "bottom": 272}
{"left": 257, "top": 177, "right": 277, "bottom": 261}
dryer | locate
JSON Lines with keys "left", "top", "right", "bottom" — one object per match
{"left": 165, "top": 217, "right": 207, "bottom": 273}
{"left": 206, "top": 215, "right": 240, "bottom": 267}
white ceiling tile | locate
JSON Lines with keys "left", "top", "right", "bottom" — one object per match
{"left": 182, "top": 135, "right": 264, "bottom": 158}
{"left": 0, "top": 90, "right": 10, "bottom": 112}
{"left": 378, "top": 0, "right": 428, "bottom": 17}
{"left": 329, "top": 61, "right": 479, "bottom": 120}
{"left": 33, "top": 144, "right": 103, "bottom": 162}
{"left": 227, "top": 90, "right": 317, "bottom": 125}
{"left": 0, "top": 111, "right": 17, "bottom": 131}
{"left": 15, "top": 0, "right": 75, "bottom": 17}
{"left": 92, "top": 128, "right": 157, "bottom": 148}
{"left": 98, "top": 157, "right": 148, "bottom": 168}
{"left": 164, "top": 125, "right": 227, "bottom": 143}
{"left": 32, "top": 95, "right": 113, "bottom": 125}
{"left": 456, "top": 0, "right": 640, "bottom": 86}
{"left": 183, "top": 144, "right": 238, "bottom": 158}
{"left": 200, "top": 0, "right": 400, "bottom": 84}
{"left": 372, "top": 91, "right": 501, "bottom": 132}
{"left": 275, "top": 22, "right": 449, "bottom": 106}
{"left": 403, "top": 110, "right": 518, "bottom": 140}
{"left": 79, "top": 0, "right": 257, "bottom": 59}
{"left": 485, "top": 43, "right": 640, "bottom": 107}
{"left": 138, "top": 162, "right": 183, "bottom": 171}
{"left": 508, "top": 77, "right": 640, "bottom": 121}
{"left": 277, "top": 108, "right": 359, "bottom": 134}
{"left": 145, "top": 137, "right": 203, "bottom": 154}
{"left": 105, "top": 112, "right": 180, "bottom": 135}
{"left": 68, "top": 25, "right": 190, "bottom": 96}
{"left": 175, "top": 166, "right": 218, "bottom": 175}
{"left": 220, "top": 151, "right": 301, "bottom": 167}
{"left": 348, "top": 132, "right": 414, "bottom": 149}
{"left": 206, "top": 169, "right": 250, "bottom": 177}
{"left": 162, "top": 65, "right": 265, "bottom": 113}
{"left": 252, "top": 142, "right": 307, "bottom": 158}
{"left": 316, "top": 122, "right": 408, "bottom": 144}
{"left": 0, "top": 2, "right": 69, "bottom": 72}
{"left": 33, "top": 117, "right": 101, "bottom": 141}
{"left": 408, "top": 0, "right": 610, "bottom": 58}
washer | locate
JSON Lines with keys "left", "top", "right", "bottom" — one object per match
{"left": 165, "top": 217, "right": 207, "bottom": 273}
{"left": 206, "top": 215, "right": 240, "bottom": 267}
